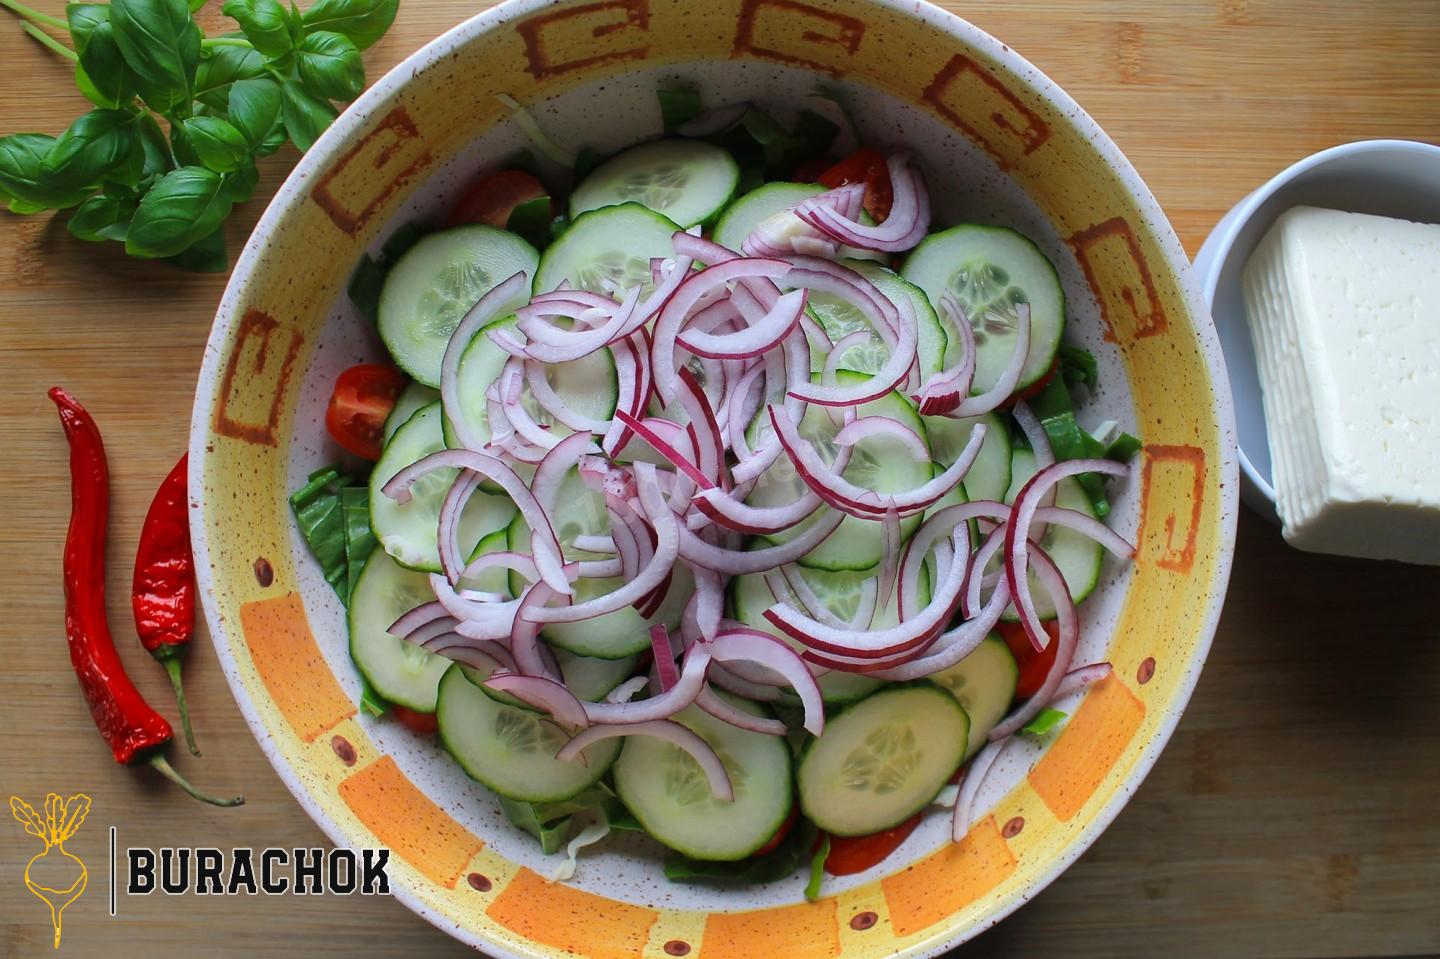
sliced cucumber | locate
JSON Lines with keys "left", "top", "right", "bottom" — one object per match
{"left": 924, "top": 412, "right": 1011, "bottom": 505}
{"left": 730, "top": 563, "right": 933, "bottom": 705}
{"left": 370, "top": 403, "right": 517, "bottom": 572}
{"left": 797, "top": 683, "right": 969, "bottom": 836}
{"left": 555, "top": 649, "right": 640, "bottom": 702}
{"left": 612, "top": 696, "right": 792, "bottom": 860}
{"left": 462, "top": 527, "right": 513, "bottom": 595}
{"left": 349, "top": 546, "right": 451, "bottom": 710}
{"left": 711, "top": 182, "right": 884, "bottom": 263}
{"left": 383, "top": 381, "right": 439, "bottom": 443}
{"left": 902, "top": 225, "right": 1064, "bottom": 394}
{"left": 442, "top": 318, "right": 618, "bottom": 451}
{"left": 1000, "top": 447, "right": 1103, "bottom": 619}
{"left": 806, "top": 259, "right": 946, "bottom": 380}
{"left": 378, "top": 225, "right": 538, "bottom": 387}
{"left": 930, "top": 634, "right": 1018, "bottom": 760}
{"left": 570, "top": 139, "right": 739, "bottom": 228}
{"left": 536, "top": 203, "right": 682, "bottom": 296}
{"left": 745, "top": 373, "right": 929, "bottom": 571}
{"left": 436, "top": 665, "right": 619, "bottom": 803}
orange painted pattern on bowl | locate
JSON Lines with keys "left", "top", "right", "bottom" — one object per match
{"left": 190, "top": 1, "right": 1237, "bottom": 957}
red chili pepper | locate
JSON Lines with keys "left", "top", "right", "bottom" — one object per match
{"left": 133, "top": 453, "right": 200, "bottom": 756}
{"left": 50, "top": 388, "right": 241, "bottom": 807}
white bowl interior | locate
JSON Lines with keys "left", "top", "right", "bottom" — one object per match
{"left": 1192, "top": 139, "right": 1440, "bottom": 520}
{"left": 283, "top": 60, "right": 1141, "bottom": 911}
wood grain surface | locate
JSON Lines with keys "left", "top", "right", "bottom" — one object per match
{"left": 2, "top": 2, "right": 1438, "bottom": 957}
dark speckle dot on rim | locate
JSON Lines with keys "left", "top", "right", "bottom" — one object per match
{"left": 1138, "top": 657, "right": 1157, "bottom": 685}
{"left": 466, "top": 873, "right": 492, "bottom": 892}
{"left": 253, "top": 556, "right": 274, "bottom": 587}
{"left": 1002, "top": 816, "right": 1025, "bottom": 839}
{"left": 330, "top": 735, "right": 357, "bottom": 766}
{"left": 663, "top": 941, "right": 690, "bottom": 956}
{"left": 850, "top": 911, "right": 878, "bottom": 931}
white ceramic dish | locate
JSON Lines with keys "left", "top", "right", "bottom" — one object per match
{"left": 1192, "top": 138, "right": 1440, "bottom": 522}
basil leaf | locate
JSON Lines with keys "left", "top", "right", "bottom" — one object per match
{"left": 358, "top": 671, "right": 388, "bottom": 716}
{"left": 300, "top": 0, "right": 396, "bottom": 51}
{"left": 280, "top": 78, "right": 336, "bottom": 152}
{"left": 137, "top": 113, "right": 173, "bottom": 178}
{"left": 68, "top": 191, "right": 137, "bottom": 241}
{"left": 76, "top": 20, "right": 137, "bottom": 108}
{"left": 180, "top": 115, "right": 249, "bottom": 173}
{"left": 220, "top": 0, "right": 292, "bottom": 58}
{"left": 295, "top": 30, "right": 363, "bottom": 101}
{"left": 0, "top": 134, "right": 87, "bottom": 209}
{"left": 255, "top": 115, "right": 286, "bottom": 156}
{"left": 110, "top": 0, "right": 202, "bottom": 113}
{"left": 222, "top": 156, "right": 259, "bottom": 203}
{"left": 505, "top": 195, "right": 553, "bottom": 251}
{"left": 380, "top": 219, "right": 425, "bottom": 262}
{"left": 74, "top": 64, "right": 112, "bottom": 109}
{"left": 1022, "top": 707, "right": 1068, "bottom": 737}
{"left": 42, "top": 110, "right": 137, "bottom": 189}
{"left": 166, "top": 225, "right": 228, "bottom": 272}
{"left": 193, "top": 42, "right": 266, "bottom": 110}
{"left": 658, "top": 84, "right": 702, "bottom": 134}
{"left": 346, "top": 252, "right": 384, "bottom": 324}
{"left": 341, "top": 486, "right": 375, "bottom": 601}
{"left": 169, "top": 122, "right": 200, "bottom": 166}
{"left": 497, "top": 797, "right": 572, "bottom": 856}
{"left": 126, "top": 165, "right": 235, "bottom": 258}
{"left": 189, "top": 0, "right": 208, "bottom": 10}
{"left": 65, "top": 3, "right": 110, "bottom": 52}
{"left": 288, "top": 465, "right": 351, "bottom": 599}
{"left": 227, "top": 76, "right": 281, "bottom": 147}
{"left": 1058, "top": 344, "right": 1099, "bottom": 392}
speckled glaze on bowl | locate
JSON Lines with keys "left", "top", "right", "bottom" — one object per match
{"left": 189, "top": 1, "right": 1238, "bottom": 955}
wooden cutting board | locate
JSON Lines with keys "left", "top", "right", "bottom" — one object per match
{"left": 2, "top": 2, "right": 1437, "bottom": 957}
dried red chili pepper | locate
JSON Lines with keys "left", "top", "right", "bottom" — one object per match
{"left": 133, "top": 453, "right": 200, "bottom": 756}
{"left": 50, "top": 388, "right": 241, "bottom": 807}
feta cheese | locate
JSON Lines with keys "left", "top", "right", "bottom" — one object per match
{"left": 1242, "top": 206, "right": 1440, "bottom": 565}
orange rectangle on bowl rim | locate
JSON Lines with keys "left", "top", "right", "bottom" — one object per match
{"left": 881, "top": 816, "right": 1017, "bottom": 938}
{"left": 487, "top": 866, "right": 658, "bottom": 959}
{"left": 701, "top": 898, "right": 840, "bottom": 959}
{"left": 1028, "top": 675, "right": 1148, "bottom": 822}
{"left": 238, "top": 592, "right": 355, "bottom": 742}
{"left": 338, "top": 755, "right": 483, "bottom": 888}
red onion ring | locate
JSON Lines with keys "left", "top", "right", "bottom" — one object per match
{"left": 556, "top": 719, "right": 733, "bottom": 802}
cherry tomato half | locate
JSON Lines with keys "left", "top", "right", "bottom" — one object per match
{"left": 818, "top": 148, "right": 893, "bottom": 222}
{"left": 446, "top": 170, "right": 547, "bottom": 229}
{"left": 390, "top": 705, "right": 439, "bottom": 736}
{"left": 325, "top": 363, "right": 406, "bottom": 460}
{"left": 822, "top": 813, "right": 923, "bottom": 876}
{"left": 997, "top": 620, "right": 1060, "bottom": 700}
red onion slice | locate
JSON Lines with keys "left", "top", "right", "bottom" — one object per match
{"left": 1033, "top": 506, "right": 1136, "bottom": 558}
{"left": 389, "top": 600, "right": 451, "bottom": 639}
{"left": 914, "top": 294, "right": 978, "bottom": 415}
{"left": 868, "top": 574, "right": 1011, "bottom": 681}
{"left": 678, "top": 288, "right": 807, "bottom": 360}
{"left": 1006, "top": 457, "right": 1130, "bottom": 651}
{"left": 677, "top": 510, "right": 842, "bottom": 574}
{"left": 582, "top": 643, "right": 710, "bottom": 724}
{"left": 834, "top": 416, "right": 931, "bottom": 463}
{"left": 991, "top": 546, "right": 1077, "bottom": 739}
{"left": 384, "top": 448, "right": 570, "bottom": 596}
{"left": 709, "top": 628, "right": 824, "bottom": 735}
{"left": 651, "top": 625, "right": 679, "bottom": 692}
{"left": 484, "top": 673, "right": 590, "bottom": 729}
{"left": 1054, "top": 661, "right": 1113, "bottom": 699}
{"left": 556, "top": 719, "right": 733, "bottom": 802}
{"left": 694, "top": 686, "right": 787, "bottom": 735}
{"left": 614, "top": 410, "right": 713, "bottom": 490}
{"left": 950, "top": 303, "right": 1031, "bottom": 418}
{"left": 605, "top": 675, "right": 649, "bottom": 704}
{"left": 796, "top": 154, "right": 931, "bottom": 252}
{"left": 439, "top": 271, "right": 531, "bottom": 452}
{"left": 952, "top": 739, "right": 1005, "bottom": 842}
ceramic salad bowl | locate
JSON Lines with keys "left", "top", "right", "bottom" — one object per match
{"left": 189, "top": 0, "right": 1239, "bottom": 955}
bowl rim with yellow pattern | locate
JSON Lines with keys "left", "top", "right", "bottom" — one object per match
{"left": 189, "top": 0, "right": 1239, "bottom": 955}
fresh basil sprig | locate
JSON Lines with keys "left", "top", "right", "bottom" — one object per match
{"left": 0, "top": 0, "right": 399, "bottom": 271}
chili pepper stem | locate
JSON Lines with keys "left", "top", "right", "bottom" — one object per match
{"left": 0, "top": 0, "right": 68, "bottom": 31}
{"left": 146, "top": 753, "right": 244, "bottom": 807}
{"left": 159, "top": 655, "right": 200, "bottom": 756}
{"left": 19, "top": 21, "right": 76, "bottom": 61}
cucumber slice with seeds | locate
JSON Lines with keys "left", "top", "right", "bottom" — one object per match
{"left": 383, "top": 381, "right": 438, "bottom": 443}
{"left": 924, "top": 411, "right": 1011, "bottom": 505}
{"left": 798, "top": 683, "right": 970, "bottom": 836}
{"left": 437, "top": 665, "right": 620, "bottom": 803}
{"left": 902, "top": 225, "right": 1064, "bottom": 394}
{"left": 930, "top": 634, "right": 1018, "bottom": 760}
{"left": 612, "top": 695, "right": 792, "bottom": 860}
{"left": 378, "top": 225, "right": 538, "bottom": 387}
{"left": 570, "top": 139, "right": 739, "bottom": 228}
{"left": 999, "top": 448, "right": 1103, "bottom": 619}
{"left": 349, "top": 546, "right": 451, "bottom": 710}
{"left": 536, "top": 203, "right": 682, "bottom": 296}
{"left": 370, "top": 403, "right": 517, "bottom": 572}
{"left": 806, "top": 260, "right": 946, "bottom": 380}
{"left": 744, "top": 373, "right": 930, "bottom": 571}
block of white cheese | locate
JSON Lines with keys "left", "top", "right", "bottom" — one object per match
{"left": 1242, "top": 205, "right": 1440, "bottom": 565}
